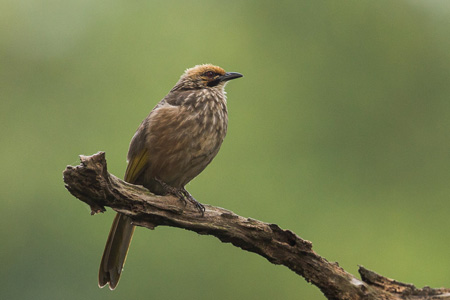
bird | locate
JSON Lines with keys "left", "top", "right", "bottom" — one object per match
{"left": 98, "top": 64, "right": 243, "bottom": 290}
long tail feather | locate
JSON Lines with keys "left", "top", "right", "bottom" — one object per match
{"left": 98, "top": 213, "right": 135, "bottom": 290}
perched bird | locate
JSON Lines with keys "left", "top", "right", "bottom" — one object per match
{"left": 98, "top": 64, "right": 243, "bottom": 290}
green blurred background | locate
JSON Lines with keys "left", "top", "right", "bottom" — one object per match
{"left": 2, "top": 1, "right": 450, "bottom": 299}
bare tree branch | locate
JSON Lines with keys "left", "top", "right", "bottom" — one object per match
{"left": 63, "top": 152, "right": 450, "bottom": 300}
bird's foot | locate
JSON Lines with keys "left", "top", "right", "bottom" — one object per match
{"left": 155, "top": 178, "right": 205, "bottom": 216}
{"left": 181, "top": 188, "right": 205, "bottom": 216}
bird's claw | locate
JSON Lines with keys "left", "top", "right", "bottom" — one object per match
{"left": 184, "top": 191, "right": 205, "bottom": 216}
{"left": 155, "top": 178, "right": 205, "bottom": 215}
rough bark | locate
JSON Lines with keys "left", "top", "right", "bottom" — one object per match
{"left": 63, "top": 152, "right": 450, "bottom": 300}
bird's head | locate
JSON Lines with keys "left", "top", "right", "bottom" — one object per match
{"left": 173, "top": 64, "right": 243, "bottom": 91}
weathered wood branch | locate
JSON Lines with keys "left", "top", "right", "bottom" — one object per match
{"left": 63, "top": 152, "right": 450, "bottom": 300}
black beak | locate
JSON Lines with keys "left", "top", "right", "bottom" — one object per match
{"left": 219, "top": 72, "right": 243, "bottom": 82}
{"left": 207, "top": 72, "right": 243, "bottom": 87}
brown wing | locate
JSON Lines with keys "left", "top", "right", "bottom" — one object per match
{"left": 124, "top": 148, "right": 149, "bottom": 183}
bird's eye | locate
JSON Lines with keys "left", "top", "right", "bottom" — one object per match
{"left": 204, "top": 71, "right": 215, "bottom": 78}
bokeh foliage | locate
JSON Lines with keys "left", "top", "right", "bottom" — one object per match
{"left": 1, "top": 1, "right": 450, "bottom": 299}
